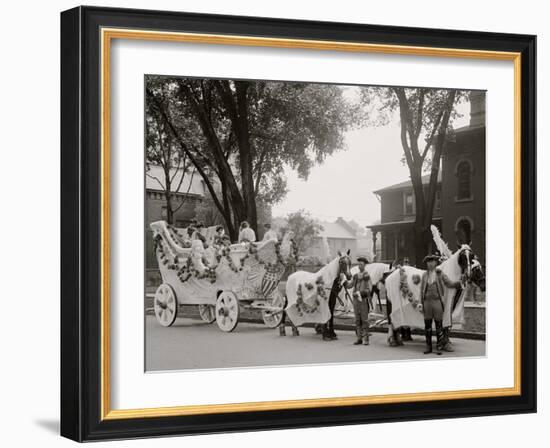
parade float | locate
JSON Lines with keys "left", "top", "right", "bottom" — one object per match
{"left": 150, "top": 220, "right": 297, "bottom": 332}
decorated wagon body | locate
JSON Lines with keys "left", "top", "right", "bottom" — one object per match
{"left": 151, "top": 220, "right": 296, "bottom": 332}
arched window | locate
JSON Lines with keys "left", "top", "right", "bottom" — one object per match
{"left": 456, "top": 160, "right": 472, "bottom": 200}
{"left": 455, "top": 217, "right": 473, "bottom": 245}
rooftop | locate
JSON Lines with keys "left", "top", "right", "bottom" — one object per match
{"left": 146, "top": 164, "right": 205, "bottom": 196}
{"left": 317, "top": 220, "right": 357, "bottom": 240}
{"left": 373, "top": 172, "right": 441, "bottom": 195}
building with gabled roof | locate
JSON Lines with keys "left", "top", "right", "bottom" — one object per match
{"left": 368, "top": 91, "right": 486, "bottom": 266}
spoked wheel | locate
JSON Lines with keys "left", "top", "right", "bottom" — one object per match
{"left": 198, "top": 305, "right": 216, "bottom": 324}
{"left": 154, "top": 283, "right": 178, "bottom": 327}
{"left": 262, "top": 292, "right": 286, "bottom": 328}
{"left": 215, "top": 291, "right": 240, "bottom": 332}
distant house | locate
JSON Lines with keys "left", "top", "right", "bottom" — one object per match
{"left": 368, "top": 91, "right": 486, "bottom": 266}
{"left": 305, "top": 217, "right": 358, "bottom": 261}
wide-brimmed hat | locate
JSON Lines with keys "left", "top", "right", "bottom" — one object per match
{"left": 423, "top": 253, "right": 441, "bottom": 263}
{"left": 357, "top": 256, "right": 370, "bottom": 264}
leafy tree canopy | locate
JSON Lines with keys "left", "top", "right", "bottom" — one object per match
{"left": 146, "top": 76, "right": 359, "bottom": 238}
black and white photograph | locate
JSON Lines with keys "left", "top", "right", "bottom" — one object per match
{"left": 144, "top": 76, "right": 487, "bottom": 371}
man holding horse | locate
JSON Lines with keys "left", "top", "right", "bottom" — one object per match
{"left": 420, "top": 253, "right": 462, "bottom": 354}
{"left": 349, "top": 256, "right": 373, "bottom": 345}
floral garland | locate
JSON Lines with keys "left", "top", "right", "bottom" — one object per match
{"left": 154, "top": 233, "right": 217, "bottom": 284}
{"left": 287, "top": 239, "right": 299, "bottom": 267}
{"left": 399, "top": 267, "right": 417, "bottom": 304}
{"left": 218, "top": 246, "right": 243, "bottom": 273}
{"left": 155, "top": 234, "right": 176, "bottom": 269}
{"left": 155, "top": 231, "right": 300, "bottom": 286}
{"left": 166, "top": 223, "right": 192, "bottom": 248}
{"left": 295, "top": 276, "right": 327, "bottom": 317}
{"left": 174, "top": 256, "right": 217, "bottom": 284}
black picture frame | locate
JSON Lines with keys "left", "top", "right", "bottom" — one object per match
{"left": 61, "top": 5, "right": 536, "bottom": 442}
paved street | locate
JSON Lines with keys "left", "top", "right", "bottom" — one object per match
{"left": 145, "top": 315, "right": 486, "bottom": 371}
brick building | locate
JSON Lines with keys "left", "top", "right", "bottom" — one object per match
{"left": 145, "top": 164, "right": 206, "bottom": 227}
{"left": 368, "top": 91, "right": 486, "bottom": 266}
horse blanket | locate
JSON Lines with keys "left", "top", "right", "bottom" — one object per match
{"left": 385, "top": 265, "right": 467, "bottom": 329}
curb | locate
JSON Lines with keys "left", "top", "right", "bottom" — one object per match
{"left": 145, "top": 310, "right": 485, "bottom": 341}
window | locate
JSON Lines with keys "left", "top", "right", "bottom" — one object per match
{"left": 456, "top": 217, "right": 473, "bottom": 245}
{"left": 456, "top": 160, "right": 472, "bottom": 200}
{"left": 435, "top": 190, "right": 441, "bottom": 213}
{"left": 404, "top": 191, "right": 414, "bottom": 215}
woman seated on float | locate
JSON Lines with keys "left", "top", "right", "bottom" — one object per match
{"left": 238, "top": 221, "right": 256, "bottom": 244}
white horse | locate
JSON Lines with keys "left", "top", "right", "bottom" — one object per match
{"left": 384, "top": 244, "right": 483, "bottom": 346}
{"left": 285, "top": 251, "right": 352, "bottom": 328}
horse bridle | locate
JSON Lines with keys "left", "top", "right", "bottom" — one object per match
{"left": 338, "top": 255, "right": 352, "bottom": 281}
{"left": 459, "top": 247, "right": 473, "bottom": 281}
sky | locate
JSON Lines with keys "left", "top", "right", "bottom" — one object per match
{"left": 272, "top": 88, "right": 470, "bottom": 227}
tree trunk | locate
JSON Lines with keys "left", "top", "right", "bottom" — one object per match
{"left": 234, "top": 81, "right": 258, "bottom": 232}
{"left": 163, "top": 165, "right": 173, "bottom": 224}
{"left": 413, "top": 225, "right": 431, "bottom": 266}
{"left": 176, "top": 82, "right": 248, "bottom": 224}
{"left": 165, "top": 193, "right": 174, "bottom": 224}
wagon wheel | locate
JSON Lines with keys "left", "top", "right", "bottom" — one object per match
{"left": 215, "top": 291, "right": 240, "bottom": 332}
{"left": 261, "top": 291, "right": 286, "bottom": 328}
{"left": 198, "top": 305, "right": 216, "bottom": 324}
{"left": 154, "top": 283, "right": 178, "bottom": 327}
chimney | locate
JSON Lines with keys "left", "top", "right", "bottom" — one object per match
{"left": 469, "top": 91, "right": 486, "bottom": 127}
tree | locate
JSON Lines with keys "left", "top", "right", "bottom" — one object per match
{"left": 280, "top": 209, "right": 324, "bottom": 254}
{"left": 360, "top": 87, "right": 465, "bottom": 264}
{"left": 193, "top": 194, "right": 226, "bottom": 228}
{"left": 145, "top": 79, "right": 197, "bottom": 224}
{"left": 146, "top": 77, "right": 358, "bottom": 240}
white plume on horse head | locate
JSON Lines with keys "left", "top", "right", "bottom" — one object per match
{"left": 430, "top": 225, "right": 452, "bottom": 259}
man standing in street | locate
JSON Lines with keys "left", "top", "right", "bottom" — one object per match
{"left": 420, "top": 253, "right": 462, "bottom": 355}
{"left": 349, "top": 256, "right": 373, "bottom": 346}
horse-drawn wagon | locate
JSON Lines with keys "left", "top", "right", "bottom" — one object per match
{"left": 150, "top": 221, "right": 296, "bottom": 332}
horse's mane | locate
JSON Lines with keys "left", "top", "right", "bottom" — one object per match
{"left": 367, "top": 263, "right": 391, "bottom": 284}
{"left": 349, "top": 262, "right": 390, "bottom": 285}
{"left": 316, "top": 256, "right": 341, "bottom": 284}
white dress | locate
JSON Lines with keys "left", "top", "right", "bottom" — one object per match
{"left": 238, "top": 227, "right": 256, "bottom": 243}
{"left": 262, "top": 229, "right": 278, "bottom": 241}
